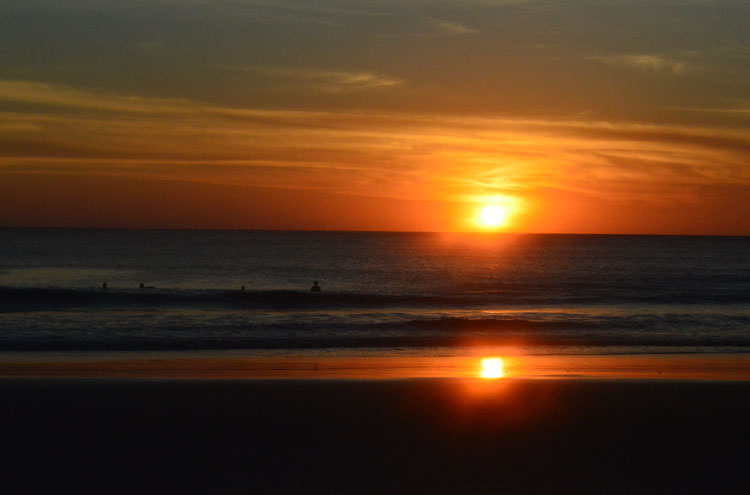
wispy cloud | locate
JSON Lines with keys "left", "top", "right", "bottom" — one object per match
{"left": 429, "top": 19, "right": 479, "bottom": 35}
{"left": 667, "top": 103, "right": 750, "bottom": 116}
{"left": 241, "top": 67, "right": 403, "bottom": 92}
{"left": 0, "top": 80, "right": 194, "bottom": 114}
{"left": 588, "top": 54, "right": 687, "bottom": 75}
{"left": 2, "top": 80, "right": 749, "bottom": 209}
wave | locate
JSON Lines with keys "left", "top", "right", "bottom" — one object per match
{"left": 377, "top": 317, "right": 595, "bottom": 332}
{"left": 3, "top": 286, "right": 750, "bottom": 311}
{"left": 0, "top": 287, "right": 484, "bottom": 310}
{"left": 1, "top": 310, "right": 749, "bottom": 351}
{"left": 3, "top": 333, "right": 750, "bottom": 352}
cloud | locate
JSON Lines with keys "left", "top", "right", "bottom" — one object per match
{"left": 429, "top": 19, "right": 479, "bottom": 35}
{"left": 239, "top": 67, "right": 403, "bottom": 92}
{"left": 588, "top": 54, "right": 687, "bottom": 75}
{"left": 1, "top": 80, "right": 749, "bottom": 209}
{"left": 0, "top": 80, "right": 194, "bottom": 114}
{"left": 667, "top": 104, "right": 750, "bottom": 116}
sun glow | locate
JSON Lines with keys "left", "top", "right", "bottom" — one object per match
{"left": 478, "top": 205, "right": 507, "bottom": 228}
{"left": 480, "top": 357, "right": 504, "bottom": 379}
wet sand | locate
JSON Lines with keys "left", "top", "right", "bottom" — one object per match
{"left": 3, "top": 352, "right": 750, "bottom": 380}
{"left": 3, "top": 377, "right": 750, "bottom": 494}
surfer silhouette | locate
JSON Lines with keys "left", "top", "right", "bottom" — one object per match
{"left": 311, "top": 281, "right": 321, "bottom": 292}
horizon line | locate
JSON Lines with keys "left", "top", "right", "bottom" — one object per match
{"left": 1, "top": 226, "right": 748, "bottom": 238}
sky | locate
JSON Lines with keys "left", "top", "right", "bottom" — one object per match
{"left": 1, "top": 0, "right": 749, "bottom": 234}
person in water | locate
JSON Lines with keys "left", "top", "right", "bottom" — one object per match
{"left": 311, "top": 281, "right": 321, "bottom": 292}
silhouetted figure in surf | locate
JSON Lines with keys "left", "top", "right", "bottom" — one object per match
{"left": 311, "top": 281, "right": 321, "bottom": 292}
{"left": 102, "top": 283, "right": 107, "bottom": 290}
{"left": 241, "top": 285, "right": 245, "bottom": 291}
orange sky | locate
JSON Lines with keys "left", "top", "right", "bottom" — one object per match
{"left": 1, "top": 1, "right": 749, "bottom": 234}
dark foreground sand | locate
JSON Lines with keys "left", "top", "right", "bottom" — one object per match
{"left": 3, "top": 378, "right": 749, "bottom": 494}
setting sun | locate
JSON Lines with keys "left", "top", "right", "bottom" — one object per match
{"left": 479, "top": 206, "right": 507, "bottom": 228}
{"left": 480, "top": 357, "right": 504, "bottom": 379}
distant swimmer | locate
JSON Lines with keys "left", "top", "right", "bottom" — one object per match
{"left": 241, "top": 285, "right": 245, "bottom": 291}
{"left": 102, "top": 283, "right": 108, "bottom": 290}
{"left": 311, "top": 281, "right": 321, "bottom": 292}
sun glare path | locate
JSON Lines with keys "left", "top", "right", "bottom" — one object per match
{"left": 479, "top": 205, "right": 507, "bottom": 228}
{"left": 480, "top": 357, "right": 504, "bottom": 379}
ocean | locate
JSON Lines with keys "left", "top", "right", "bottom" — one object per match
{"left": 1, "top": 229, "right": 749, "bottom": 361}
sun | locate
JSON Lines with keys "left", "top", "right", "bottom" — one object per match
{"left": 479, "top": 205, "right": 507, "bottom": 228}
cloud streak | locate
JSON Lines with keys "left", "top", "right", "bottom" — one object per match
{"left": 428, "top": 19, "right": 479, "bottom": 35}
{"left": 243, "top": 67, "right": 403, "bottom": 92}
{"left": 588, "top": 54, "right": 687, "bottom": 75}
{"left": 2, "top": 80, "right": 749, "bottom": 210}
{"left": 0, "top": 80, "right": 194, "bottom": 114}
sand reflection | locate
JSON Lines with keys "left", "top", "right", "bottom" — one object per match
{"left": 480, "top": 357, "right": 504, "bottom": 378}
{"left": 2, "top": 352, "right": 750, "bottom": 380}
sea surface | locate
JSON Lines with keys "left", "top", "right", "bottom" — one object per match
{"left": 1, "top": 229, "right": 749, "bottom": 359}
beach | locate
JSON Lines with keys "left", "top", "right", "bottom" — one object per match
{"left": 2, "top": 230, "right": 749, "bottom": 493}
{"left": 4, "top": 376, "right": 750, "bottom": 494}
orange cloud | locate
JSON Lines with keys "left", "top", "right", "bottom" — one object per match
{"left": 2, "top": 81, "right": 749, "bottom": 233}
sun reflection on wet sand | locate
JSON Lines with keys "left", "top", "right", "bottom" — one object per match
{"left": 480, "top": 357, "right": 504, "bottom": 378}
{"left": 2, "top": 353, "right": 750, "bottom": 380}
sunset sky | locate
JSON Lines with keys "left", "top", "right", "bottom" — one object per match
{"left": 1, "top": 0, "right": 749, "bottom": 234}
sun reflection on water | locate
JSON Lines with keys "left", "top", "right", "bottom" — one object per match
{"left": 480, "top": 357, "right": 504, "bottom": 379}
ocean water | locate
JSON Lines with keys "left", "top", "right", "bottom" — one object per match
{"left": 1, "top": 229, "right": 749, "bottom": 357}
